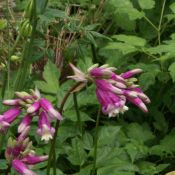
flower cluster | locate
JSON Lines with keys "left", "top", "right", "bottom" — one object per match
{"left": 69, "top": 63, "right": 150, "bottom": 117}
{"left": 2, "top": 89, "right": 62, "bottom": 142}
{"left": 5, "top": 127, "right": 48, "bottom": 175}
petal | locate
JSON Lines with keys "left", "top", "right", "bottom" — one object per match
{"left": 12, "top": 159, "right": 36, "bottom": 175}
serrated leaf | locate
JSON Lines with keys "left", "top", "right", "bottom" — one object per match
{"left": 67, "top": 137, "right": 87, "bottom": 166}
{"left": 138, "top": 0, "right": 155, "bottom": 9}
{"left": 168, "top": 62, "right": 175, "bottom": 82}
{"left": 126, "top": 123, "right": 155, "bottom": 143}
{"left": 98, "top": 126, "right": 121, "bottom": 146}
{"left": 112, "top": 34, "right": 146, "bottom": 47}
{"left": 104, "top": 42, "right": 137, "bottom": 55}
{"left": 35, "top": 60, "right": 60, "bottom": 94}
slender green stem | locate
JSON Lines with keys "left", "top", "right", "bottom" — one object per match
{"left": 91, "top": 44, "right": 97, "bottom": 63}
{"left": 0, "top": 134, "right": 4, "bottom": 155}
{"left": 92, "top": 106, "right": 101, "bottom": 175}
{"left": 73, "top": 93, "right": 82, "bottom": 135}
{"left": 5, "top": 164, "right": 11, "bottom": 175}
{"left": 47, "top": 82, "right": 82, "bottom": 175}
{"left": 53, "top": 148, "right": 56, "bottom": 175}
{"left": 158, "top": 0, "right": 166, "bottom": 45}
{"left": 143, "top": 16, "right": 158, "bottom": 32}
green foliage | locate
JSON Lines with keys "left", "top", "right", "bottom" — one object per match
{"left": 1, "top": 0, "right": 175, "bottom": 174}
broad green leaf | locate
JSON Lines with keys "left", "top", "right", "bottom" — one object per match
{"left": 67, "top": 137, "right": 87, "bottom": 166}
{"left": 108, "top": 0, "right": 144, "bottom": 20}
{"left": 35, "top": 60, "right": 60, "bottom": 94}
{"left": 168, "top": 62, "right": 175, "bottom": 82}
{"left": 126, "top": 123, "right": 155, "bottom": 143}
{"left": 112, "top": 34, "right": 146, "bottom": 47}
{"left": 98, "top": 126, "right": 121, "bottom": 146}
{"left": 82, "top": 132, "right": 93, "bottom": 150}
{"left": 138, "top": 0, "right": 155, "bottom": 9}
{"left": 104, "top": 42, "right": 137, "bottom": 55}
{"left": 170, "top": 2, "right": 175, "bottom": 13}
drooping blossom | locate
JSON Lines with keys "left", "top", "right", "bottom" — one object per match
{"left": 5, "top": 127, "right": 48, "bottom": 175}
{"left": 0, "top": 107, "right": 21, "bottom": 132}
{"left": 2, "top": 89, "right": 62, "bottom": 141}
{"left": 68, "top": 63, "right": 150, "bottom": 117}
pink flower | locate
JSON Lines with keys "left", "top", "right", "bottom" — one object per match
{"left": 40, "top": 98, "right": 62, "bottom": 120}
{"left": 37, "top": 111, "right": 55, "bottom": 142}
{"left": 12, "top": 159, "right": 37, "bottom": 175}
{"left": 5, "top": 127, "right": 48, "bottom": 175}
{"left": 2, "top": 89, "right": 62, "bottom": 141}
{"left": 95, "top": 80, "right": 128, "bottom": 117}
{"left": 18, "top": 115, "right": 33, "bottom": 133}
{"left": 69, "top": 63, "right": 150, "bottom": 116}
{"left": 0, "top": 107, "right": 21, "bottom": 132}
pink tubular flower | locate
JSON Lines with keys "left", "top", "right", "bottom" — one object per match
{"left": 96, "top": 85, "right": 128, "bottom": 117}
{"left": 27, "top": 101, "right": 40, "bottom": 114}
{"left": 12, "top": 159, "right": 37, "bottom": 175}
{"left": 18, "top": 115, "right": 33, "bottom": 133}
{"left": 0, "top": 107, "right": 21, "bottom": 132}
{"left": 40, "top": 98, "right": 62, "bottom": 120}
{"left": 5, "top": 127, "right": 48, "bottom": 175}
{"left": 69, "top": 63, "right": 150, "bottom": 116}
{"left": 2, "top": 88, "right": 62, "bottom": 141}
{"left": 37, "top": 111, "right": 55, "bottom": 142}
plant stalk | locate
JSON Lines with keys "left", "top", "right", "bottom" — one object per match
{"left": 73, "top": 92, "right": 82, "bottom": 135}
{"left": 92, "top": 106, "right": 101, "bottom": 175}
{"left": 47, "top": 82, "right": 82, "bottom": 175}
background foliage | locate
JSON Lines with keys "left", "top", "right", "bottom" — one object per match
{"left": 1, "top": 0, "right": 175, "bottom": 174}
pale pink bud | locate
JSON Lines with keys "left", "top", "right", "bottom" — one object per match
{"left": 121, "top": 69, "right": 143, "bottom": 79}
{"left": 22, "top": 154, "right": 48, "bottom": 164}
{"left": 128, "top": 97, "right": 148, "bottom": 112}
{"left": 3, "top": 99, "right": 20, "bottom": 106}
{"left": 18, "top": 115, "right": 33, "bottom": 133}
{"left": 27, "top": 101, "right": 40, "bottom": 114}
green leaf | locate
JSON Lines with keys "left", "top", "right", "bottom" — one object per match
{"left": 104, "top": 42, "right": 137, "bottom": 55}
{"left": 112, "top": 34, "right": 146, "bottom": 47}
{"left": 126, "top": 123, "right": 155, "bottom": 143}
{"left": 64, "top": 110, "right": 95, "bottom": 122}
{"left": 0, "top": 159, "right": 8, "bottom": 169}
{"left": 168, "top": 62, "right": 175, "bottom": 82}
{"left": 170, "top": 2, "right": 175, "bottom": 13}
{"left": 98, "top": 126, "right": 121, "bottom": 146}
{"left": 67, "top": 137, "right": 87, "bottom": 166}
{"left": 138, "top": 0, "right": 155, "bottom": 10}
{"left": 35, "top": 60, "right": 60, "bottom": 94}
{"left": 83, "top": 132, "right": 93, "bottom": 150}
{"left": 0, "top": 19, "right": 7, "bottom": 30}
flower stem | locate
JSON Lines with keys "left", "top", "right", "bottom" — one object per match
{"left": 158, "top": 0, "right": 166, "bottom": 45}
{"left": 92, "top": 106, "right": 101, "bottom": 175}
{"left": 5, "top": 164, "right": 11, "bottom": 175}
{"left": 91, "top": 44, "right": 97, "bottom": 63}
{"left": 73, "top": 92, "right": 82, "bottom": 136}
{"left": 47, "top": 82, "right": 82, "bottom": 175}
